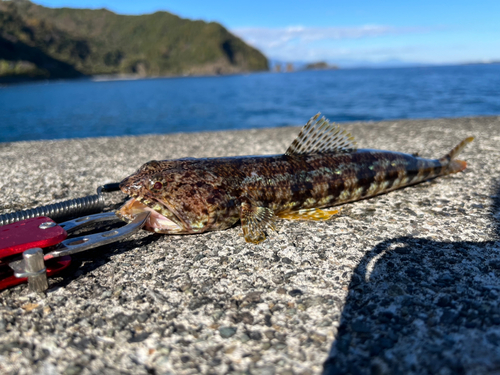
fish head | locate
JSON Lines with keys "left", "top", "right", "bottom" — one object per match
{"left": 118, "top": 159, "right": 234, "bottom": 234}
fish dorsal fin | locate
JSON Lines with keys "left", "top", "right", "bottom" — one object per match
{"left": 285, "top": 113, "right": 357, "bottom": 156}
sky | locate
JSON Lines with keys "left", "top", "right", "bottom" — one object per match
{"left": 30, "top": 0, "right": 500, "bottom": 66}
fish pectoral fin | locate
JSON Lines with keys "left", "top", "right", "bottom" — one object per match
{"left": 276, "top": 207, "right": 341, "bottom": 221}
{"left": 240, "top": 202, "right": 277, "bottom": 244}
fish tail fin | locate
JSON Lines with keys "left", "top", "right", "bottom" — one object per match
{"left": 447, "top": 159, "right": 468, "bottom": 174}
{"left": 439, "top": 136, "right": 474, "bottom": 174}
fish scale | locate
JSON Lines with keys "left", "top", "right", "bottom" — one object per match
{"left": 190, "top": 150, "right": 440, "bottom": 211}
{"left": 117, "top": 114, "right": 473, "bottom": 244}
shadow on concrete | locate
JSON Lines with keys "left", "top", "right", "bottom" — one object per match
{"left": 324, "top": 182, "right": 500, "bottom": 374}
{"left": 48, "top": 232, "right": 163, "bottom": 291}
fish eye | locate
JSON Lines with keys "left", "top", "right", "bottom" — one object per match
{"left": 153, "top": 182, "right": 163, "bottom": 190}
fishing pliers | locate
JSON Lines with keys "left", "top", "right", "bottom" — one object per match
{"left": 0, "top": 185, "right": 150, "bottom": 292}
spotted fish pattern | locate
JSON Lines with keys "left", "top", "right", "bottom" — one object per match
{"left": 118, "top": 114, "right": 474, "bottom": 243}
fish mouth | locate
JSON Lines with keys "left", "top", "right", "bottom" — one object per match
{"left": 117, "top": 197, "right": 187, "bottom": 234}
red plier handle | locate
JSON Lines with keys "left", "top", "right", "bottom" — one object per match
{"left": 0, "top": 211, "right": 150, "bottom": 292}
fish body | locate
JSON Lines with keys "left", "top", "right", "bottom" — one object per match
{"left": 118, "top": 114, "right": 473, "bottom": 243}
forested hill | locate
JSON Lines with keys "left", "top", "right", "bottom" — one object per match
{"left": 0, "top": 0, "right": 268, "bottom": 82}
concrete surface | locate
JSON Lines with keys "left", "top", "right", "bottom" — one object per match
{"left": 0, "top": 116, "right": 499, "bottom": 375}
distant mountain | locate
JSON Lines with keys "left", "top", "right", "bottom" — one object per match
{"left": 331, "top": 58, "right": 432, "bottom": 69}
{"left": 268, "top": 58, "right": 432, "bottom": 71}
{"left": 0, "top": 0, "right": 268, "bottom": 82}
{"left": 462, "top": 61, "right": 500, "bottom": 66}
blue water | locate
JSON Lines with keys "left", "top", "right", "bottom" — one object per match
{"left": 1, "top": 64, "right": 500, "bottom": 143}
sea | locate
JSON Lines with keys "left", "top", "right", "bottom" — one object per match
{"left": 1, "top": 64, "right": 499, "bottom": 143}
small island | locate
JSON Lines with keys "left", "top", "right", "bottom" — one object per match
{"left": 304, "top": 61, "right": 339, "bottom": 70}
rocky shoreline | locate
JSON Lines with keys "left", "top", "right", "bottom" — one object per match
{"left": 0, "top": 116, "right": 499, "bottom": 374}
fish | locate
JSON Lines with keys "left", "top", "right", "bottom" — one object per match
{"left": 117, "top": 114, "right": 474, "bottom": 244}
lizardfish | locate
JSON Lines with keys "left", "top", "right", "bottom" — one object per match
{"left": 117, "top": 114, "right": 473, "bottom": 244}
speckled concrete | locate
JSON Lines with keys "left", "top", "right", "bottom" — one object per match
{"left": 0, "top": 116, "right": 499, "bottom": 375}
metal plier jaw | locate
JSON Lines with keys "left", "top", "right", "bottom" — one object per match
{"left": 2, "top": 211, "right": 150, "bottom": 292}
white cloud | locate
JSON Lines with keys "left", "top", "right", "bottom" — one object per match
{"left": 231, "top": 25, "right": 430, "bottom": 62}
